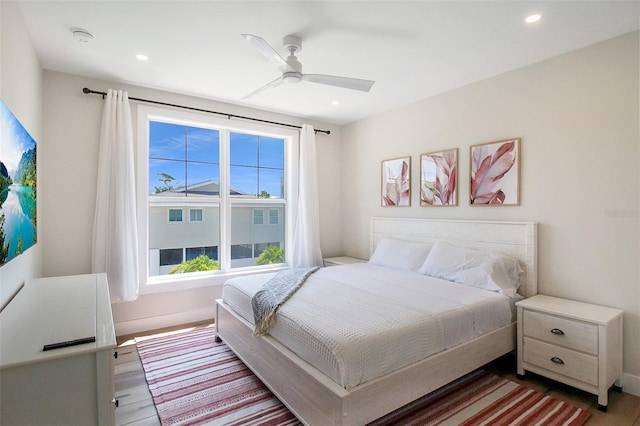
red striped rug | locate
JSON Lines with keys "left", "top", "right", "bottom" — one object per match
{"left": 135, "top": 325, "right": 591, "bottom": 426}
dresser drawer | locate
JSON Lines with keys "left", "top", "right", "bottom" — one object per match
{"left": 523, "top": 310, "right": 598, "bottom": 355}
{"left": 523, "top": 337, "right": 598, "bottom": 386}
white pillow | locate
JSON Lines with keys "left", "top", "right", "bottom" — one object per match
{"left": 418, "top": 242, "right": 524, "bottom": 298}
{"left": 369, "top": 238, "right": 433, "bottom": 272}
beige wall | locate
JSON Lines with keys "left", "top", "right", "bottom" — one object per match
{"left": 0, "top": 1, "right": 43, "bottom": 308}
{"left": 40, "top": 71, "right": 342, "bottom": 333}
{"left": 341, "top": 32, "right": 640, "bottom": 389}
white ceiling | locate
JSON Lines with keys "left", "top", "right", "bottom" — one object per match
{"left": 17, "top": 1, "right": 640, "bottom": 125}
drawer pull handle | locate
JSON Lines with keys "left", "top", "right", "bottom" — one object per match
{"left": 551, "top": 357, "right": 565, "bottom": 365}
{"left": 550, "top": 328, "right": 565, "bottom": 336}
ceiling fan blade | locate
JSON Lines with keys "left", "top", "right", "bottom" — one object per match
{"left": 302, "top": 74, "right": 375, "bottom": 92}
{"left": 241, "top": 34, "right": 292, "bottom": 74}
{"left": 242, "top": 76, "right": 284, "bottom": 100}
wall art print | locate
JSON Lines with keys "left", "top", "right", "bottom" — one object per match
{"left": 0, "top": 98, "right": 37, "bottom": 266}
{"left": 470, "top": 138, "right": 520, "bottom": 205}
{"left": 381, "top": 156, "right": 410, "bottom": 206}
{"left": 420, "top": 148, "right": 457, "bottom": 206}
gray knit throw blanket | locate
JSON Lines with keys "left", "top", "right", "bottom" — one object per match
{"left": 252, "top": 267, "right": 319, "bottom": 336}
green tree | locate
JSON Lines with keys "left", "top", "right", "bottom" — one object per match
{"left": 169, "top": 255, "right": 219, "bottom": 274}
{"left": 154, "top": 172, "right": 176, "bottom": 194}
{"left": 258, "top": 189, "right": 271, "bottom": 198}
{"left": 0, "top": 214, "right": 9, "bottom": 264}
{"left": 256, "top": 246, "right": 284, "bottom": 265}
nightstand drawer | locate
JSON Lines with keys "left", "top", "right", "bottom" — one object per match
{"left": 523, "top": 310, "right": 598, "bottom": 355}
{"left": 523, "top": 337, "right": 598, "bottom": 386}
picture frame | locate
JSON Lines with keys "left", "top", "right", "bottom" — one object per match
{"left": 0, "top": 98, "right": 38, "bottom": 266}
{"left": 470, "top": 138, "right": 520, "bottom": 206}
{"left": 420, "top": 148, "right": 458, "bottom": 206}
{"left": 381, "top": 156, "right": 411, "bottom": 207}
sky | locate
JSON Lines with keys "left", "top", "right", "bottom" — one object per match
{"left": 1, "top": 99, "right": 37, "bottom": 177}
{"left": 148, "top": 121, "right": 284, "bottom": 197}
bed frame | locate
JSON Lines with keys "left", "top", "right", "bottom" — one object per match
{"left": 215, "top": 218, "right": 537, "bottom": 425}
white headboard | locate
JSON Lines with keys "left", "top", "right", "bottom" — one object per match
{"left": 370, "top": 217, "right": 538, "bottom": 298}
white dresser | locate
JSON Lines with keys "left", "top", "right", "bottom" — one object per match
{"left": 516, "top": 294, "right": 623, "bottom": 411}
{"left": 0, "top": 273, "right": 117, "bottom": 425}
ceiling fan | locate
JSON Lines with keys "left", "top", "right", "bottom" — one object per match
{"left": 241, "top": 34, "right": 375, "bottom": 99}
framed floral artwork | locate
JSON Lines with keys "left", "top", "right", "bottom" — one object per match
{"left": 381, "top": 156, "right": 410, "bottom": 206}
{"left": 470, "top": 138, "right": 520, "bottom": 205}
{"left": 420, "top": 148, "right": 457, "bottom": 206}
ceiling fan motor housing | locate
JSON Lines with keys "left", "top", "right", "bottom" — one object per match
{"left": 283, "top": 34, "right": 302, "bottom": 53}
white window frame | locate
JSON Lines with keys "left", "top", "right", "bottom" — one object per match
{"left": 136, "top": 105, "right": 299, "bottom": 294}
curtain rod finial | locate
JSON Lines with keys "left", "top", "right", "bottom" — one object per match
{"left": 82, "top": 87, "right": 90, "bottom": 94}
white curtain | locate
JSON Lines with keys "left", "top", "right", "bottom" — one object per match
{"left": 291, "top": 124, "right": 323, "bottom": 268}
{"left": 91, "top": 89, "right": 139, "bottom": 302}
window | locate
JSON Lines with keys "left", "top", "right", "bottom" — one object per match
{"left": 269, "top": 209, "right": 279, "bottom": 225}
{"left": 168, "top": 208, "right": 183, "bottom": 222}
{"left": 253, "top": 209, "right": 264, "bottom": 225}
{"left": 189, "top": 208, "right": 203, "bottom": 222}
{"left": 186, "top": 246, "right": 217, "bottom": 261}
{"left": 159, "top": 248, "right": 182, "bottom": 266}
{"left": 138, "top": 106, "right": 294, "bottom": 287}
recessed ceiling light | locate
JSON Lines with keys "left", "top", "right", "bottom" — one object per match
{"left": 71, "top": 29, "right": 95, "bottom": 43}
{"left": 331, "top": 100, "right": 340, "bottom": 106}
{"left": 525, "top": 14, "right": 542, "bottom": 23}
{"left": 136, "top": 54, "right": 149, "bottom": 61}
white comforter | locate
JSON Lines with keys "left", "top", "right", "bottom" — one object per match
{"left": 222, "top": 263, "right": 515, "bottom": 389}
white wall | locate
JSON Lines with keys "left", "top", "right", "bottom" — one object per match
{"left": 41, "top": 71, "right": 342, "bottom": 333}
{"left": 341, "top": 32, "right": 640, "bottom": 391}
{"left": 0, "top": 1, "right": 43, "bottom": 309}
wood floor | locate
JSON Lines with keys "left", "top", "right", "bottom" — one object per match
{"left": 114, "top": 323, "right": 640, "bottom": 426}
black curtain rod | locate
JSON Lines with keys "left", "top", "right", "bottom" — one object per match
{"left": 82, "top": 88, "right": 330, "bottom": 135}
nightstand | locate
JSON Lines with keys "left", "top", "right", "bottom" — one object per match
{"left": 323, "top": 256, "right": 366, "bottom": 267}
{"left": 516, "top": 294, "right": 623, "bottom": 411}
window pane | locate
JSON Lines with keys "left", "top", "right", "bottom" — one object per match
{"left": 254, "top": 242, "right": 280, "bottom": 258}
{"left": 187, "top": 126, "right": 219, "bottom": 163}
{"left": 149, "top": 121, "right": 220, "bottom": 198}
{"left": 231, "top": 204, "right": 285, "bottom": 268}
{"left": 168, "top": 209, "right": 183, "bottom": 222}
{"left": 230, "top": 132, "right": 284, "bottom": 198}
{"left": 253, "top": 209, "right": 264, "bottom": 225}
{"left": 149, "top": 159, "right": 185, "bottom": 195}
{"left": 230, "top": 165, "right": 258, "bottom": 196}
{"left": 259, "top": 137, "right": 284, "bottom": 169}
{"left": 269, "top": 209, "right": 279, "bottom": 225}
{"left": 186, "top": 162, "right": 220, "bottom": 196}
{"left": 231, "top": 244, "right": 252, "bottom": 259}
{"left": 260, "top": 168, "right": 284, "bottom": 198}
{"left": 189, "top": 209, "right": 203, "bottom": 222}
{"left": 230, "top": 133, "right": 258, "bottom": 167}
{"left": 150, "top": 122, "right": 185, "bottom": 161}
{"left": 186, "top": 246, "right": 218, "bottom": 261}
{"left": 159, "top": 248, "right": 183, "bottom": 266}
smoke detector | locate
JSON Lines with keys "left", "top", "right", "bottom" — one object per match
{"left": 71, "top": 29, "right": 95, "bottom": 43}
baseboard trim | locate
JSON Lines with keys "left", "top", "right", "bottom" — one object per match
{"left": 115, "top": 307, "right": 215, "bottom": 337}
{"left": 622, "top": 372, "right": 640, "bottom": 397}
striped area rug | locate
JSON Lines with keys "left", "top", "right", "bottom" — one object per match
{"left": 136, "top": 325, "right": 591, "bottom": 426}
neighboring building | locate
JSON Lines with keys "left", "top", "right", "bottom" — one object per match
{"left": 148, "top": 181, "right": 284, "bottom": 275}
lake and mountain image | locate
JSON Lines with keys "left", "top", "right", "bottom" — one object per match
{"left": 1, "top": 99, "right": 37, "bottom": 266}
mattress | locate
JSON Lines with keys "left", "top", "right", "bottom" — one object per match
{"left": 221, "top": 263, "right": 516, "bottom": 389}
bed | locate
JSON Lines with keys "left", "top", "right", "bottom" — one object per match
{"left": 215, "top": 217, "right": 537, "bottom": 425}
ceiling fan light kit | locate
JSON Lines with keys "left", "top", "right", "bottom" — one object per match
{"left": 241, "top": 33, "right": 374, "bottom": 99}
